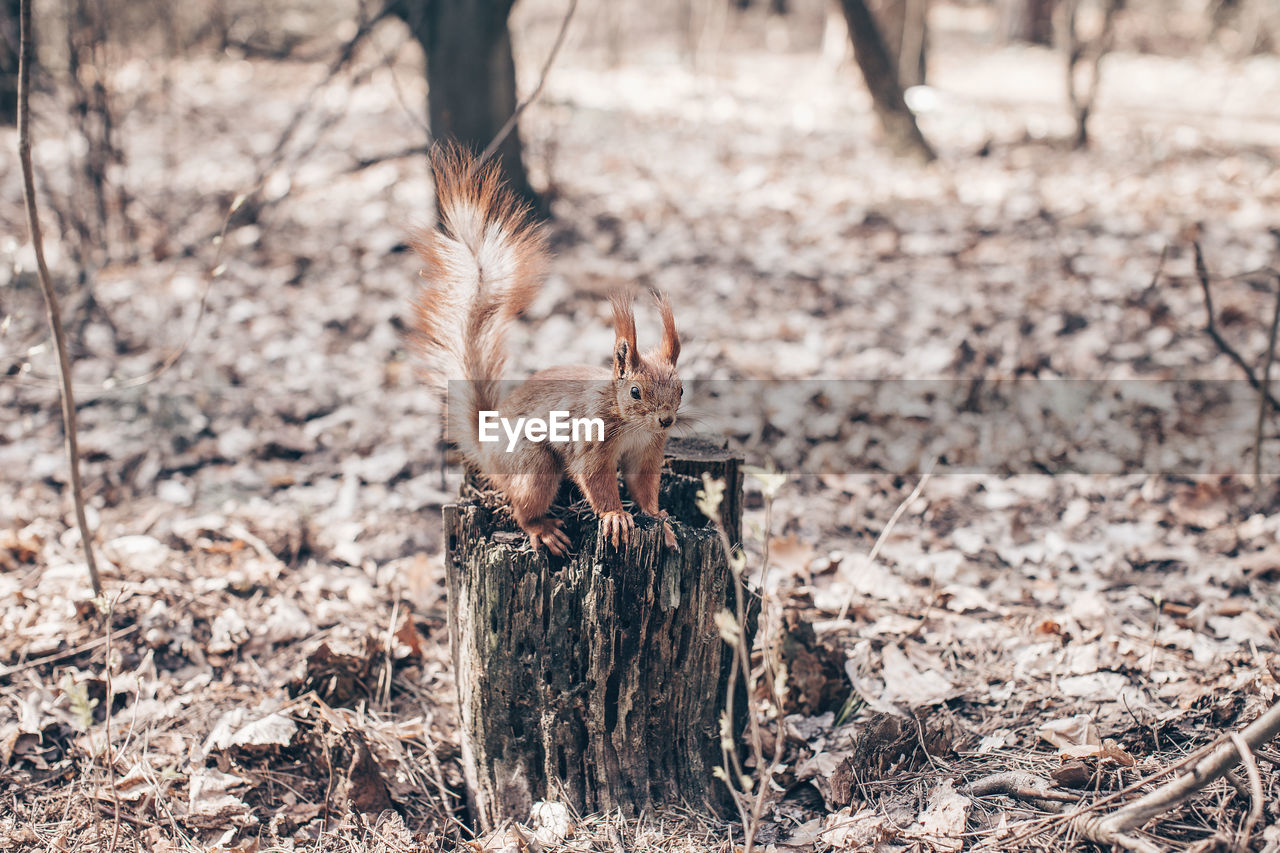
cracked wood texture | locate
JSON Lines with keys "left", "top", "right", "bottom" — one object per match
{"left": 444, "top": 436, "right": 744, "bottom": 829}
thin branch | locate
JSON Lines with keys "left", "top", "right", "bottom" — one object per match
{"left": 101, "top": 193, "right": 239, "bottom": 392}
{"left": 112, "top": 8, "right": 389, "bottom": 391}
{"left": 964, "top": 771, "right": 1077, "bottom": 806}
{"left": 18, "top": 0, "right": 102, "bottom": 597}
{"left": 0, "top": 625, "right": 139, "bottom": 680}
{"left": 837, "top": 458, "right": 935, "bottom": 621}
{"left": 606, "top": 821, "right": 626, "bottom": 853}
{"left": 1195, "top": 242, "right": 1280, "bottom": 413}
{"left": 1060, "top": 0, "right": 1120, "bottom": 148}
{"left": 1142, "top": 242, "right": 1168, "bottom": 297}
{"left": 1254, "top": 277, "right": 1280, "bottom": 485}
{"left": 347, "top": 143, "right": 433, "bottom": 173}
{"left": 261, "top": 5, "right": 394, "bottom": 177}
{"left": 1072, "top": 697, "right": 1280, "bottom": 850}
{"left": 103, "top": 594, "right": 121, "bottom": 851}
{"left": 705, "top": 476, "right": 779, "bottom": 853}
{"left": 11, "top": 6, "right": 390, "bottom": 397}
{"left": 1228, "top": 732, "right": 1263, "bottom": 853}
{"left": 474, "top": 0, "right": 578, "bottom": 173}
{"left": 746, "top": 489, "right": 787, "bottom": 850}
{"left": 997, "top": 735, "right": 1225, "bottom": 849}
{"left": 711, "top": 516, "right": 754, "bottom": 841}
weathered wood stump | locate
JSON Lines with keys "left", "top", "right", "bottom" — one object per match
{"left": 443, "top": 436, "right": 745, "bottom": 829}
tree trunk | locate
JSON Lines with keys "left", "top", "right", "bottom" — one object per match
{"left": 391, "top": 0, "right": 540, "bottom": 212}
{"left": 836, "top": 0, "right": 935, "bottom": 163}
{"left": 444, "top": 436, "right": 746, "bottom": 830}
{"left": 999, "top": 0, "right": 1056, "bottom": 45}
{"left": 869, "top": 0, "right": 927, "bottom": 88}
{"left": 0, "top": 0, "right": 17, "bottom": 125}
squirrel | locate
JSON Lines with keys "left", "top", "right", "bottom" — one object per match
{"left": 411, "top": 149, "right": 682, "bottom": 556}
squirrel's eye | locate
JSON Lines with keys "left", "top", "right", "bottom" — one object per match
{"left": 630, "top": 385, "right": 641, "bottom": 400}
{"left": 678, "top": 386, "right": 683, "bottom": 397}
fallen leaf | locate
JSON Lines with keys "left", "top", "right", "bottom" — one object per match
{"left": 188, "top": 768, "right": 249, "bottom": 819}
{"left": 529, "top": 801, "right": 574, "bottom": 846}
{"left": 905, "top": 779, "right": 971, "bottom": 851}
{"left": 880, "top": 644, "right": 958, "bottom": 708}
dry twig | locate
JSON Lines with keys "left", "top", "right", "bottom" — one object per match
{"left": 1254, "top": 280, "right": 1280, "bottom": 485}
{"left": 102, "top": 8, "right": 391, "bottom": 394}
{"left": 1071, "top": 698, "right": 1280, "bottom": 852}
{"left": 474, "top": 0, "right": 579, "bottom": 172}
{"left": 837, "top": 458, "right": 935, "bottom": 621}
{"left": 347, "top": 143, "right": 433, "bottom": 173}
{"left": 9, "top": 7, "right": 391, "bottom": 399}
{"left": 964, "top": 770, "right": 1076, "bottom": 806}
{"left": 607, "top": 820, "right": 627, "bottom": 853}
{"left": 1059, "top": 0, "right": 1121, "bottom": 148}
{"left": 1194, "top": 243, "right": 1280, "bottom": 413}
{"left": 702, "top": 471, "right": 785, "bottom": 853}
{"left": 0, "top": 625, "right": 138, "bottom": 680}
{"left": 102, "top": 595, "right": 121, "bottom": 851}
{"left": 1228, "top": 732, "right": 1263, "bottom": 853}
{"left": 17, "top": 0, "right": 102, "bottom": 598}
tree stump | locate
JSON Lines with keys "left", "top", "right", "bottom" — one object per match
{"left": 443, "top": 436, "right": 745, "bottom": 829}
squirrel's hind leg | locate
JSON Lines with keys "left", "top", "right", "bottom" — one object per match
{"left": 500, "top": 460, "right": 571, "bottom": 556}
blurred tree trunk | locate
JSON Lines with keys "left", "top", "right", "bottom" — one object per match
{"left": 999, "top": 0, "right": 1056, "bottom": 45}
{"left": 1209, "top": 0, "right": 1242, "bottom": 35}
{"left": 836, "top": 0, "right": 935, "bottom": 162}
{"left": 0, "top": 0, "right": 19, "bottom": 125}
{"left": 869, "top": 0, "right": 927, "bottom": 87}
{"left": 1060, "top": 0, "right": 1120, "bottom": 148}
{"left": 389, "top": 0, "right": 539, "bottom": 212}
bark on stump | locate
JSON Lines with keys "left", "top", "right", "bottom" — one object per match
{"left": 444, "top": 436, "right": 745, "bottom": 829}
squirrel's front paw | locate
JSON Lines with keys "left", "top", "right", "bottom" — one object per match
{"left": 599, "top": 510, "right": 635, "bottom": 548}
{"left": 525, "top": 517, "right": 571, "bottom": 556}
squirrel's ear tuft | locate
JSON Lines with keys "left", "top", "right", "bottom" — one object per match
{"left": 614, "top": 339, "right": 633, "bottom": 379}
{"left": 654, "top": 291, "right": 680, "bottom": 366}
{"left": 611, "top": 293, "right": 639, "bottom": 377}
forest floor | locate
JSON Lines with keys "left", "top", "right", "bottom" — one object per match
{"left": 3, "top": 3, "right": 1280, "bottom": 851}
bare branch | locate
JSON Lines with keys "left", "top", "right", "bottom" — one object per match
{"left": 1255, "top": 278, "right": 1280, "bottom": 485}
{"left": 1060, "top": 0, "right": 1121, "bottom": 148}
{"left": 474, "top": 0, "right": 578, "bottom": 173}
{"left": 1195, "top": 242, "right": 1280, "bottom": 413}
{"left": 1229, "top": 732, "right": 1264, "bottom": 853}
{"left": 17, "top": 0, "right": 102, "bottom": 597}
{"left": 1072, "top": 698, "right": 1280, "bottom": 850}
{"left": 837, "top": 458, "right": 935, "bottom": 621}
{"left": 347, "top": 143, "right": 433, "bottom": 174}
{"left": 964, "top": 771, "right": 1077, "bottom": 806}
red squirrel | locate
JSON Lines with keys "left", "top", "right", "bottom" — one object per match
{"left": 411, "top": 150, "right": 682, "bottom": 555}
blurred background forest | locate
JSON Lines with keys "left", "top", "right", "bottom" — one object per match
{"left": 4, "top": 0, "right": 1280, "bottom": 850}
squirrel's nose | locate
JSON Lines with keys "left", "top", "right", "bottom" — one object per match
{"left": 659, "top": 416, "right": 674, "bottom": 429}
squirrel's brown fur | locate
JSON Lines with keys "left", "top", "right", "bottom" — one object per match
{"left": 411, "top": 149, "right": 682, "bottom": 555}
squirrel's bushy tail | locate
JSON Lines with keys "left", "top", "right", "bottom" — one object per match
{"left": 411, "top": 147, "right": 547, "bottom": 460}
